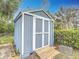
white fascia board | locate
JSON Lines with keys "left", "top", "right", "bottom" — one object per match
{"left": 23, "top": 12, "right": 51, "bottom": 21}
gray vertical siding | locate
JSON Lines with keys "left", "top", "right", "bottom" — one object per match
{"left": 24, "top": 14, "right": 33, "bottom": 55}
{"left": 14, "top": 16, "right": 22, "bottom": 54}
{"left": 36, "top": 18, "right": 42, "bottom": 32}
{"left": 44, "top": 20, "right": 48, "bottom": 32}
{"left": 44, "top": 34, "right": 48, "bottom": 46}
{"left": 50, "top": 21, "right": 54, "bottom": 46}
{"left": 36, "top": 34, "right": 42, "bottom": 49}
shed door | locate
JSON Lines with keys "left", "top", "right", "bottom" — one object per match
{"left": 33, "top": 16, "right": 50, "bottom": 50}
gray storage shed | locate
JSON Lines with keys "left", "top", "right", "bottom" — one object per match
{"left": 14, "top": 10, "right": 54, "bottom": 58}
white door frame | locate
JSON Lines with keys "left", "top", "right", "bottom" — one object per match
{"left": 33, "top": 16, "right": 50, "bottom": 50}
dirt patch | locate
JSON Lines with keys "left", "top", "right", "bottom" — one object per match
{"left": 0, "top": 43, "right": 16, "bottom": 59}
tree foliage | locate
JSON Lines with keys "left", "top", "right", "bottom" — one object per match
{"left": 0, "top": 0, "right": 21, "bottom": 33}
{"left": 0, "top": 0, "right": 21, "bottom": 16}
{"left": 55, "top": 7, "right": 77, "bottom": 30}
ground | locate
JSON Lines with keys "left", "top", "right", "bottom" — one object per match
{"left": 0, "top": 34, "right": 79, "bottom": 59}
{"left": 73, "top": 49, "right": 79, "bottom": 59}
{"left": 11, "top": 56, "right": 20, "bottom": 59}
{"left": 54, "top": 49, "right": 79, "bottom": 59}
{"left": 12, "top": 49, "right": 79, "bottom": 59}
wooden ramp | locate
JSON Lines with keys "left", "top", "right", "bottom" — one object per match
{"left": 26, "top": 46, "right": 60, "bottom": 59}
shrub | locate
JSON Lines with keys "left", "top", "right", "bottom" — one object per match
{"left": 54, "top": 30, "right": 79, "bottom": 49}
{"left": 0, "top": 34, "right": 13, "bottom": 44}
{"left": 8, "top": 22, "right": 14, "bottom": 33}
{"left": 0, "top": 20, "right": 8, "bottom": 33}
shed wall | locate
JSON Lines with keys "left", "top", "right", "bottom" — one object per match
{"left": 24, "top": 14, "right": 33, "bottom": 56}
{"left": 14, "top": 16, "right": 22, "bottom": 53}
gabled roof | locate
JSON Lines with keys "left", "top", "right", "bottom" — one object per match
{"left": 14, "top": 9, "right": 54, "bottom": 23}
{"left": 27, "top": 9, "right": 53, "bottom": 19}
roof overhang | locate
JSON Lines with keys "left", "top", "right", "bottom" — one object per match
{"left": 14, "top": 9, "right": 55, "bottom": 23}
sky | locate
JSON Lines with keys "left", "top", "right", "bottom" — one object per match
{"left": 14, "top": 0, "right": 79, "bottom": 17}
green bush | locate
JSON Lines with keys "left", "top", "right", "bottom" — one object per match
{"left": 0, "top": 19, "right": 14, "bottom": 33}
{"left": 8, "top": 22, "right": 14, "bottom": 33}
{"left": 0, "top": 34, "right": 14, "bottom": 44}
{"left": 54, "top": 30, "right": 79, "bottom": 49}
{"left": 0, "top": 20, "right": 8, "bottom": 33}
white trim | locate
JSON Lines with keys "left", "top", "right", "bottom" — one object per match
{"left": 42, "top": 19, "right": 44, "bottom": 47}
{"left": 23, "top": 12, "right": 50, "bottom": 21}
{"left": 33, "top": 16, "right": 36, "bottom": 50}
{"left": 36, "top": 32, "right": 48, "bottom": 34}
{"left": 22, "top": 13, "right": 24, "bottom": 55}
{"left": 27, "top": 9, "right": 53, "bottom": 19}
{"left": 36, "top": 32, "right": 42, "bottom": 34}
{"left": 43, "top": 20, "right": 49, "bottom": 46}
{"left": 48, "top": 21, "right": 50, "bottom": 45}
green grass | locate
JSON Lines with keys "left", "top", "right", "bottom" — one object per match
{"left": 73, "top": 49, "right": 79, "bottom": 59}
{"left": 0, "top": 33, "right": 13, "bottom": 44}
